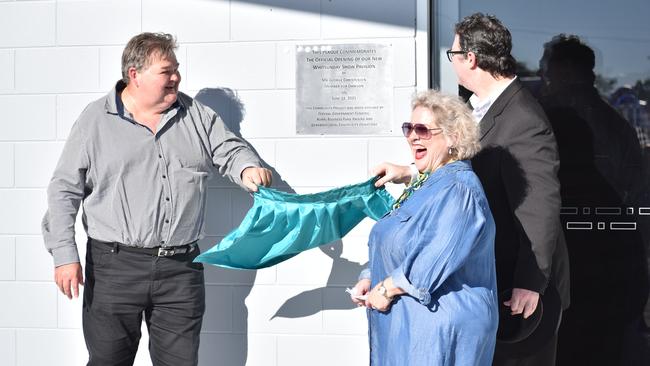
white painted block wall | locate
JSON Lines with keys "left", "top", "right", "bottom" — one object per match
{"left": 0, "top": 1, "right": 427, "bottom": 365}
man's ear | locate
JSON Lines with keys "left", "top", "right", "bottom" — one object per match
{"left": 128, "top": 67, "right": 139, "bottom": 87}
{"left": 466, "top": 51, "right": 478, "bottom": 69}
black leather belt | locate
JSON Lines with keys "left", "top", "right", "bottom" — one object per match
{"left": 90, "top": 238, "right": 198, "bottom": 257}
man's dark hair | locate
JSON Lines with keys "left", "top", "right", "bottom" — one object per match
{"left": 454, "top": 13, "right": 517, "bottom": 78}
{"left": 121, "top": 32, "right": 177, "bottom": 84}
{"left": 540, "top": 34, "right": 596, "bottom": 86}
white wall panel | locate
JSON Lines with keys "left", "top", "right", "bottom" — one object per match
{"left": 186, "top": 43, "right": 276, "bottom": 90}
{"left": 0, "top": 330, "right": 16, "bottom": 366}
{"left": 322, "top": 0, "right": 415, "bottom": 39}
{"left": 0, "top": 50, "right": 13, "bottom": 91}
{"left": 0, "top": 95, "right": 56, "bottom": 141}
{"left": 14, "top": 142, "right": 64, "bottom": 188}
{"left": 15, "top": 236, "right": 53, "bottom": 281}
{"left": 57, "top": 0, "right": 140, "bottom": 46}
{"left": 0, "top": 143, "right": 14, "bottom": 187}
{"left": 0, "top": 2, "right": 55, "bottom": 48}
{"left": 15, "top": 48, "right": 100, "bottom": 93}
{"left": 231, "top": 0, "right": 320, "bottom": 41}
{"left": 0, "top": 190, "right": 47, "bottom": 235}
{"left": 0, "top": 283, "right": 57, "bottom": 328}
{"left": 0, "top": 237, "right": 16, "bottom": 280}
{"left": 142, "top": 0, "right": 230, "bottom": 43}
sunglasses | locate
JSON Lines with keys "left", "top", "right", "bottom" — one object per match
{"left": 401, "top": 122, "right": 443, "bottom": 139}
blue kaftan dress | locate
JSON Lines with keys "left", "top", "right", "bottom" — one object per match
{"left": 366, "top": 160, "right": 498, "bottom": 366}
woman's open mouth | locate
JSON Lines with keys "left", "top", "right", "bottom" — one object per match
{"left": 414, "top": 147, "right": 427, "bottom": 160}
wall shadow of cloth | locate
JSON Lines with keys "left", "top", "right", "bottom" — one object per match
{"left": 537, "top": 34, "right": 650, "bottom": 365}
{"left": 195, "top": 88, "right": 368, "bottom": 347}
{"left": 271, "top": 241, "right": 368, "bottom": 319}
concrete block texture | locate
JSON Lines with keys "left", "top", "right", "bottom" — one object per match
{"left": 15, "top": 236, "right": 54, "bottom": 281}
{"left": 143, "top": 0, "right": 230, "bottom": 43}
{"left": 0, "top": 50, "right": 13, "bottom": 91}
{"left": 186, "top": 43, "right": 276, "bottom": 90}
{"left": 237, "top": 89, "right": 295, "bottom": 138}
{"left": 0, "top": 95, "right": 56, "bottom": 141}
{"left": 277, "top": 334, "right": 368, "bottom": 365}
{"left": 0, "top": 236, "right": 16, "bottom": 280}
{"left": 57, "top": 0, "right": 140, "bottom": 46}
{"left": 15, "top": 47, "right": 100, "bottom": 93}
{"left": 239, "top": 285, "right": 323, "bottom": 334}
{"left": 0, "top": 1, "right": 55, "bottom": 48}
{"left": 231, "top": 0, "right": 320, "bottom": 41}
{"left": 0, "top": 329, "right": 16, "bottom": 366}
{"left": 322, "top": 0, "right": 415, "bottom": 39}
{"left": 14, "top": 142, "right": 64, "bottom": 188}
{"left": 198, "top": 333, "right": 277, "bottom": 366}
{"left": 275, "top": 139, "right": 368, "bottom": 187}
{"left": 0, "top": 143, "right": 14, "bottom": 187}
{"left": 0, "top": 283, "right": 57, "bottom": 328}
{"left": 0, "top": 189, "right": 47, "bottom": 235}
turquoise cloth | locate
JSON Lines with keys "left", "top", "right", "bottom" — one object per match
{"left": 194, "top": 178, "right": 394, "bottom": 269}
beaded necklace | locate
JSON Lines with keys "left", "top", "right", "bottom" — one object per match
{"left": 391, "top": 171, "right": 431, "bottom": 210}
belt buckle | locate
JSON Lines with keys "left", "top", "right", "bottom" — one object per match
{"left": 157, "top": 248, "right": 175, "bottom": 257}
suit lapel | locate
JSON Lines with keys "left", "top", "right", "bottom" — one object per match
{"left": 478, "top": 79, "right": 524, "bottom": 141}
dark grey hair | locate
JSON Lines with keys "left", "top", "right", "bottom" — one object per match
{"left": 121, "top": 32, "right": 177, "bottom": 84}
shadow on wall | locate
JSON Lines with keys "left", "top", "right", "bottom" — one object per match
{"left": 194, "top": 88, "right": 368, "bottom": 365}
{"left": 232, "top": 0, "right": 415, "bottom": 28}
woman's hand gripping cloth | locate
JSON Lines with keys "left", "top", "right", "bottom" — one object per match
{"left": 194, "top": 177, "right": 394, "bottom": 269}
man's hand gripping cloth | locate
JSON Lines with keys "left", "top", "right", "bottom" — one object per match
{"left": 194, "top": 178, "right": 393, "bottom": 269}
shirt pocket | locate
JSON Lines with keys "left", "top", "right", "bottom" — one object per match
{"left": 178, "top": 156, "right": 210, "bottom": 184}
{"left": 393, "top": 210, "right": 412, "bottom": 223}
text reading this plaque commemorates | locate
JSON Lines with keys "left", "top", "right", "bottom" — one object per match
{"left": 296, "top": 44, "right": 393, "bottom": 135}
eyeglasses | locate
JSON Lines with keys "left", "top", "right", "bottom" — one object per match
{"left": 401, "top": 122, "right": 443, "bottom": 139}
{"left": 446, "top": 49, "right": 467, "bottom": 62}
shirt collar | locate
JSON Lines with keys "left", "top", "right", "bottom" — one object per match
{"left": 469, "top": 76, "right": 517, "bottom": 122}
{"left": 104, "top": 80, "right": 184, "bottom": 116}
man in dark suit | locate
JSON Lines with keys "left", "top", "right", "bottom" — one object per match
{"left": 373, "top": 13, "right": 570, "bottom": 365}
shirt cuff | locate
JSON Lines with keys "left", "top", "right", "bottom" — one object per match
{"left": 390, "top": 267, "right": 431, "bottom": 305}
{"left": 51, "top": 245, "right": 81, "bottom": 267}
{"left": 358, "top": 268, "right": 371, "bottom": 281}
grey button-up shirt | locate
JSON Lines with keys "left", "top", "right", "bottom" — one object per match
{"left": 42, "top": 81, "right": 262, "bottom": 266}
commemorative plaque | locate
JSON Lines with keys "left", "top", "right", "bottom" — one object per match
{"left": 296, "top": 44, "right": 393, "bottom": 135}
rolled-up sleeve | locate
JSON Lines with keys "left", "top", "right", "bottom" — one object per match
{"left": 358, "top": 267, "right": 371, "bottom": 281}
{"left": 42, "top": 120, "right": 90, "bottom": 266}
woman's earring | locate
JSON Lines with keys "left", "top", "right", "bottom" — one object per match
{"left": 448, "top": 146, "right": 455, "bottom": 156}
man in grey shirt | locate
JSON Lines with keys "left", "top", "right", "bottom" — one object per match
{"left": 42, "top": 32, "right": 271, "bottom": 366}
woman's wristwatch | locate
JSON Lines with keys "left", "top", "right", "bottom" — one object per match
{"left": 377, "top": 281, "right": 395, "bottom": 302}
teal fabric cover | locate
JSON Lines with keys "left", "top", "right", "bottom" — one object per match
{"left": 194, "top": 178, "right": 394, "bottom": 269}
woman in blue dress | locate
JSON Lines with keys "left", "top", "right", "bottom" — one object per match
{"left": 351, "top": 90, "right": 498, "bottom": 365}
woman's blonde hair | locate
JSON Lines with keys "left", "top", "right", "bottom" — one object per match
{"left": 411, "top": 90, "right": 481, "bottom": 160}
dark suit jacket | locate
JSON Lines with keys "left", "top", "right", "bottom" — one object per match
{"left": 471, "top": 79, "right": 570, "bottom": 309}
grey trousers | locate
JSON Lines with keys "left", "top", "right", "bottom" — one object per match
{"left": 83, "top": 240, "right": 205, "bottom": 366}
